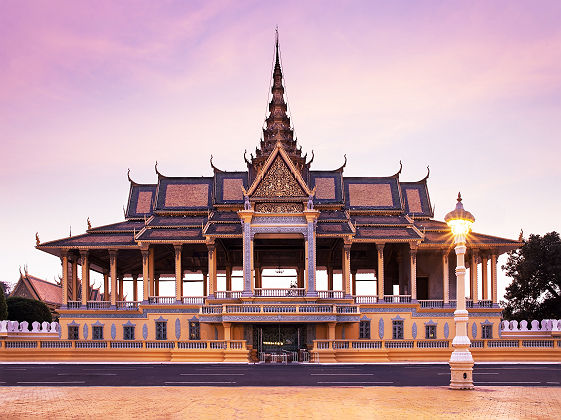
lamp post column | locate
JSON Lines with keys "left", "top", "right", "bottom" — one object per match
{"left": 449, "top": 235, "right": 474, "bottom": 389}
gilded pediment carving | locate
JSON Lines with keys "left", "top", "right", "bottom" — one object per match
{"left": 252, "top": 156, "right": 307, "bottom": 198}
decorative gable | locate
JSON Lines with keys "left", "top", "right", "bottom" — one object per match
{"left": 253, "top": 155, "right": 307, "bottom": 198}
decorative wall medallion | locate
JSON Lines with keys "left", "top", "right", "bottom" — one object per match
{"left": 111, "top": 323, "right": 116, "bottom": 340}
{"left": 253, "top": 156, "right": 306, "bottom": 198}
{"left": 472, "top": 322, "right": 477, "bottom": 339}
{"left": 444, "top": 322, "right": 449, "bottom": 339}
{"left": 83, "top": 324, "right": 88, "bottom": 340}
{"left": 378, "top": 318, "right": 384, "bottom": 339}
{"left": 412, "top": 322, "right": 417, "bottom": 339}
{"left": 175, "top": 318, "right": 181, "bottom": 340}
{"left": 255, "top": 202, "right": 302, "bottom": 213}
{"left": 142, "top": 324, "right": 148, "bottom": 340}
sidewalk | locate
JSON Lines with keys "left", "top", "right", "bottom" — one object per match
{"left": 1, "top": 386, "right": 560, "bottom": 419}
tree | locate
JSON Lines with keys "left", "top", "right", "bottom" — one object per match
{"left": 6, "top": 297, "right": 52, "bottom": 324}
{"left": 0, "top": 286, "right": 7, "bottom": 320}
{"left": 502, "top": 231, "right": 561, "bottom": 321}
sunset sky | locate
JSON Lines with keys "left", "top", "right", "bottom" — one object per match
{"left": 1, "top": 1, "right": 560, "bottom": 299}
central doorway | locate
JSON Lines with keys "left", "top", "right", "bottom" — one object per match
{"left": 253, "top": 324, "right": 309, "bottom": 363}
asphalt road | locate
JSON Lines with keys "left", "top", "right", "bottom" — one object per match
{"left": 0, "top": 363, "right": 559, "bottom": 387}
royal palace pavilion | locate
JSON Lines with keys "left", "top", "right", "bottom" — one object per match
{"left": 34, "top": 36, "right": 523, "bottom": 363}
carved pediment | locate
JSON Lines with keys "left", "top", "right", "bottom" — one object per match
{"left": 252, "top": 155, "right": 307, "bottom": 198}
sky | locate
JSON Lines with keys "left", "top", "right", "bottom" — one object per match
{"left": 1, "top": 0, "right": 560, "bottom": 300}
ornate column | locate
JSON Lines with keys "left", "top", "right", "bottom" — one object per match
{"left": 174, "top": 244, "right": 183, "bottom": 302}
{"left": 376, "top": 243, "right": 385, "bottom": 300}
{"left": 154, "top": 274, "right": 160, "bottom": 297}
{"left": 109, "top": 250, "right": 118, "bottom": 306}
{"left": 471, "top": 249, "right": 479, "bottom": 303}
{"left": 141, "top": 248, "right": 150, "bottom": 302}
{"left": 118, "top": 275, "right": 124, "bottom": 301}
{"left": 132, "top": 274, "right": 138, "bottom": 301}
{"left": 71, "top": 258, "right": 78, "bottom": 301}
{"left": 226, "top": 266, "right": 232, "bottom": 291}
{"left": 409, "top": 244, "right": 418, "bottom": 300}
{"left": 342, "top": 240, "right": 352, "bottom": 297}
{"left": 304, "top": 209, "right": 319, "bottom": 297}
{"left": 207, "top": 242, "right": 217, "bottom": 297}
{"left": 149, "top": 247, "right": 155, "bottom": 297}
{"left": 442, "top": 250, "right": 449, "bottom": 304}
{"left": 490, "top": 253, "right": 498, "bottom": 304}
{"left": 61, "top": 252, "right": 69, "bottom": 306}
{"left": 351, "top": 270, "right": 357, "bottom": 296}
{"left": 103, "top": 273, "right": 109, "bottom": 301}
{"left": 481, "top": 255, "right": 488, "bottom": 300}
{"left": 202, "top": 272, "right": 208, "bottom": 297}
{"left": 80, "top": 250, "right": 89, "bottom": 306}
{"left": 239, "top": 208, "right": 253, "bottom": 297}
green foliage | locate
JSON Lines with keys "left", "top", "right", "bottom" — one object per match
{"left": 502, "top": 231, "right": 561, "bottom": 321}
{"left": 6, "top": 297, "right": 52, "bottom": 324}
{"left": 0, "top": 286, "right": 7, "bottom": 320}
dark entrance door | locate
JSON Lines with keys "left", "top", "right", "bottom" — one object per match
{"left": 417, "top": 276, "right": 429, "bottom": 300}
{"left": 253, "top": 324, "right": 307, "bottom": 362}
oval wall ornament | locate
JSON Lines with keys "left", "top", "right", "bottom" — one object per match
{"left": 378, "top": 318, "right": 384, "bottom": 339}
{"left": 111, "top": 323, "right": 117, "bottom": 340}
{"left": 175, "top": 318, "right": 181, "bottom": 340}
{"left": 472, "top": 322, "right": 478, "bottom": 339}
{"left": 444, "top": 322, "right": 449, "bottom": 339}
{"left": 83, "top": 323, "right": 88, "bottom": 340}
{"left": 412, "top": 322, "right": 417, "bottom": 339}
{"left": 142, "top": 323, "right": 148, "bottom": 340}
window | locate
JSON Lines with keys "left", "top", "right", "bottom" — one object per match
{"left": 481, "top": 324, "right": 493, "bottom": 339}
{"left": 156, "top": 321, "right": 167, "bottom": 340}
{"left": 189, "top": 321, "right": 200, "bottom": 340}
{"left": 359, "top": 320, "right": 370, "bottom": 339}
{"left": 68, "top": 326, "right": 79, "bottom": 340}
{"left": 92, "top": 325, "right": 104, "bottom": 340}
{"left": 123, "top": 326, "right": 135, "bottom": 341}
{"left": 425, "top": 325, "right": 437, "bottom": 339}
{"left": 392, "top": 320, "right": 404, "bottom": 339}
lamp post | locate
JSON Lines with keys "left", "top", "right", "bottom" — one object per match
{"left": 445, "top": 192, "right": 475, "bottom": 390}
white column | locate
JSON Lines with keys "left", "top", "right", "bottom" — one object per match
{"left": 481, "top": 255, "right": 488, "bottom": 300}
{"left": 471, "top": 250, "right": 479, "bottom": 303}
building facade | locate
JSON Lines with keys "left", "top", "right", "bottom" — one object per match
{"left": 36, "top": 39, "right": 521, "bottom": 362}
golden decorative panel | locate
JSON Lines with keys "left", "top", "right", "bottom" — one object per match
{"left": 406, "top": 189, "right": 423, "bottom": 213}
{"left": 255, "top": 203, "right": 302, "bottom": 213}
{"left": 165, "top": 184, "right": 209, "bottom": 207}
{"left": 314, "top": 178, "right": 336, "bottom": 200}
{"left": 223, "top": 179, "right": 244, "bottom": 201}
{"left": 253, "top": 156, "right": 306, "bottom": 198}
{"left": 136, "top": 191, "right": 153, "bottom": 214}
{"left": 348, "top": 183, "right": 393, "bottom": 207}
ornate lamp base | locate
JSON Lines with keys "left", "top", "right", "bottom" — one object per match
{"left": 449, "top": 349, "right": 474, "bottom": 389}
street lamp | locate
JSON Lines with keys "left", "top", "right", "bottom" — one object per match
{"left": 445, "top": 192, "right": 475, "bottom": 389}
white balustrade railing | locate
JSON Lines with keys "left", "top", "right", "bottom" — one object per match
{"left": 117, "top": 301, "right": 140, "bottom": 310}
{"left": 383, "top": 295, "right": 412, "bottom": 303}
{"left": 352, "top": 341, "right": 382, "bottom": 349}
{"left": 201, "top": 305, "right": 223, "bottom": 314}
{"left": 215, "top": 291, "right": 242, "bottom": 299}
{"left": 418, "top": 300, "right": 444, "bottom": 308}
{"left": 0, "top": 320, "right": 60, "bottom": 334}
{"left": 354, "top": 296, "right": 378, "bottom": 304}
{"left": 416, "top": 340, "right": 449, "bottom": 348}
{"left": 336, "top": 305, "right": 358, "bottom": 313}
{"left": 146, "top": 341, "right": 175, "bottom": 349}
{"left": 470, "top": 340, "right": 485, "bottom": 348}
{"left": 384, "top": 341, "right": 414, "bottom": 348}
{"left": 178, "top": 341, "right": 208, "bottom": 349}
{"left": 41, "top": 341, "right": 72, "bottom": 349}
{"left": 181, "top": 297, "right": 205, "bottom": 305}
{"left": 487, "top": 340, "right": 519, "bottom": 348}
{"left": 254, "top": 288, "right": 306, "bottom": 297}
{"left": 299, "top": 305, "right": 332, "bottom": 313}
{"left": 210, "top": 341, "right": 227, "bottom": 349}
{"left": 75, "top": 341, "right": 107, "bottom": 349}
{"left": 87, "top": 301, "right": 111, "bottom": 309}
{"left": 522, "top": 340, "right": 554, "bottom": 348}
{"left": 110, "top": 341, "right": 143, "bottom": 349}
{"left": 67, "top": 301, "right": 81, "bottom": 309}
{"left": 318, "top": 291, "right": 344, "bottom": 299}
{"left": 501, "top": 319, "right": 561, "bottom": 333}
{"left": 148, "top": 296, "right": 176, "bottom": 304}
{"left": 203, "top": 303, "right": 358, "bottom": 314}
{"left": 229, "top": 340, "right": 245, "bottom": 349}
{"left": 5, "top": 341, "right": 38, "bottom": 348}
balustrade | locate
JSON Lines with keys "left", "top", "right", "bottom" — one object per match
{"left": 40, "top": 341, "right": 72, "bottom": 349}
{"left": 418, "top": 300, "right": 444, "bottom": 308}
{"left": 148, "top": 296, "right": 176, "bottom": 304}
{"left": 352, "top": 341, "right": 382, "bottom": 349}
{"left": 75, "top": 341, "right": 107, "bottom": 349}
{"left": 215, "top": 291, "right": 242, "bottom": 299}
{"left": 336, "top": 306, "right": 357, "bottom": 313}
{"left": 383, "top": 295, "right": 412, "bottom": 303}
{"left": 110, "top": 341, "right": 143, "bottom": 349}
{"left": 145, "top": 341, "right": 175, "bottom": 349}
{"left": 202, "top": 303, "right": 357, "bottom": 314}
{"left": 317, "top": 291, "right": 344, "bottom": 299}
{"left": 416, "top": 340, "right": 449, "bottom": 348}
{"left": 5, "top": 341, "right": 37, "bottom": 348}
{"left": 86, "top": 301, "right": 111, "bottom": 310}
{"left": 254, "top": 288, "right": 306, "bottom": 297}
{"left": 67, "top": 301, "right": 81, "bottom": 309}
{"left": 384, "top": 341, "right": 414, "bottom": 348}
{"left": 116, "top": 301, "right": 140, "bottom": 310}
{"left": 181, "top": 297, "right": 205, "bottom": 305}
{"left": 354, "top": 296, "right": 378, "bottom": 304}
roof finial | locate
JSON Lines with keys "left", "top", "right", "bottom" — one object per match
{"left": 275, "top": 26, "right": 280, "bottom": 65}
{"left": 518, "top": 229, "right": 524, "bottom": 242}
{"left": 457, "top": 192, "right": 462, "bottom": 202}
{"left": 87, "top": 217, "right": 91, "bottom": 230}
{"left": 35, "top": 232, "right": 40, "bottom": 246}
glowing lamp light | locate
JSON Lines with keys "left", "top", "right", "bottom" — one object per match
{"left": 444, "top": 193, "right": 475, "bottom": 240}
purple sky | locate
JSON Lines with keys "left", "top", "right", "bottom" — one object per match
{"left": 1, "top": 1, "right": 560, "bottom": 299}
